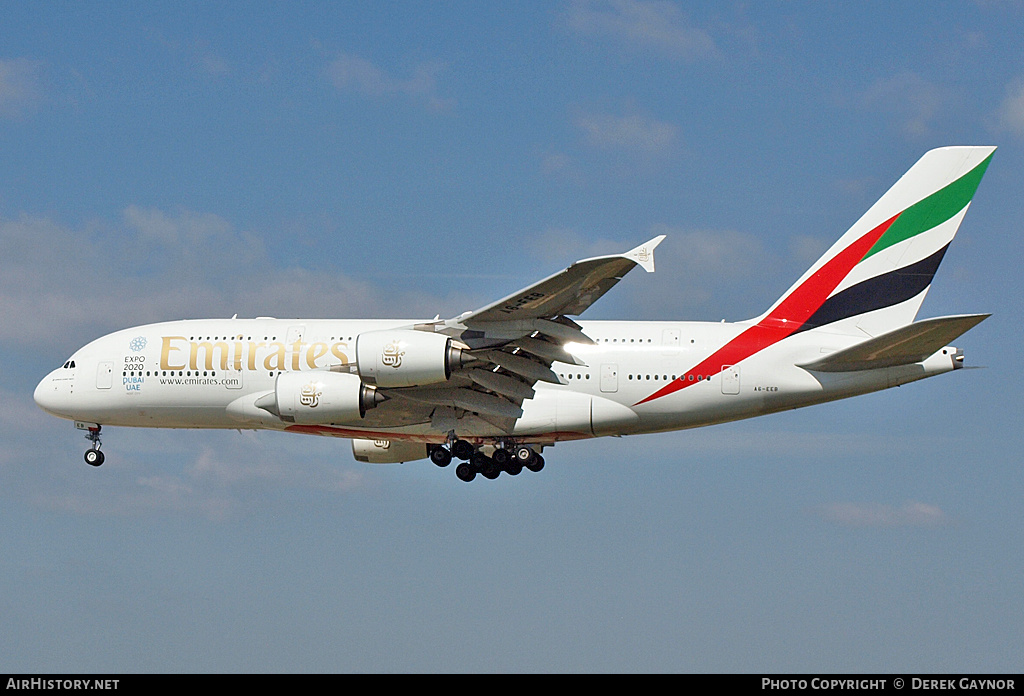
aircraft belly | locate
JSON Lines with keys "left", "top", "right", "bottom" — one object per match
{"left": 513, "top": 388, "right": 639, "bottom": 439}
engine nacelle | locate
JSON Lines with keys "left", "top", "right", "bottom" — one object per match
{"left": 355, "top": 329, "right": 469, "bottom": 388}
{"left": 351, "top": 438, "right": 429, "bottom": 464}
{"left": 257, "top": 371, "right": 381, "bottom": 424}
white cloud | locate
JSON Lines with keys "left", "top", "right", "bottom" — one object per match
{"left": 32, "top": 479, "right": 237, "bottom": 521}
{"left": 325, "top": 53, "right": 453, "bottom": 111}
{"left": 816, "top": 501, "right": 952, "bottom": 528}
{"left": 630, "top": 224, "right": 780, "bottom": 319}
{"left": 524, "top": 224, "right": 791, "bottom": 321}
{"left": 10, "top": 427, "right": 369, "bottom": 521}
{"left": 858, "top": 71, "right": 945, "bottom": 138}
{"left": 539, "top": 151, "right": 584, "bottom": 183}
{"left": 0, "top": 209, "right": 454, "bottom": 348}
{"left": 995, "top": 78, "right": 1024, "bottom": 137}
{"left": 566, "top": 0, "right": 717, "bottom": 60}
{"left": 576, "top": 112, "right": 679, "bottom": 154}
{"left": 191, "top": 46, "right": 231, "bottom": 78}
{"left": 189, "top": 443, "right": 365, "bottom": 493}
{"left": 0, "top": 58, "right": 44, "bottom": 117}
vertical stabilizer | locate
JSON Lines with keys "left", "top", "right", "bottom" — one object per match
{"left": 756, "top": 146, "right": 994, "bottom": 337}
{"left": 636, "top": 146, "right": 995, "bottom": 407}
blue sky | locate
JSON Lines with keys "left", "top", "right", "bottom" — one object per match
{"left": 2, "top": 1, "right": 1022, "bottom": 673}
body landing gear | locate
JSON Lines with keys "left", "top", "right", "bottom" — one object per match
{"left": 428, "top": 434, "right": 475, "bottom": 469}
{"left": 83, "top": 425, "right": 105, "bottom": 467}
{"left": 446, "top": 439, "right": 545, "bottom": 482}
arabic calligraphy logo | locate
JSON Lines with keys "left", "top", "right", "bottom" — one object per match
{"left": 373, "top": 440, "right": 391, "bottom": 449}
{"left": 299, "top": 381, "right": 322, "bottom": 408}
{"left": 635, "top": 247, "right": 651, "bottom": 263}
{"left": 129, "top": 336, "right": 147, "bottom": 352}
{"left": 381, "top": 340, "right": 405, "bottom": 368}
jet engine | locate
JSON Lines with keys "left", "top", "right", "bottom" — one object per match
{"left": 257, "top": 371, "right": 382, "bottom": 424}
{"left": 355, "top": 329, "right": 470, "bottom": 388}
{"left": 351, "top": 438, "right": 429, "bottom": 464}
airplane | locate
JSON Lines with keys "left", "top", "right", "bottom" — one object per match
{"left": 34, "top": 146, "right": 994, "bottom": 482}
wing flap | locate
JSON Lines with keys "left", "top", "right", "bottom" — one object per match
{"left": 799, "top": 314, "right": 990, "bottom": 372}
{"left": 461, "top": 317, "right": 594, "bottom": 346}
{"left": 513, "top": 336, "right": 586, "bottom": 366}
{"left": 465, "top": 368, "right": 537, "bottom": 400}
{"left": 476, "top": 349, "right": 563, "bottom": 384}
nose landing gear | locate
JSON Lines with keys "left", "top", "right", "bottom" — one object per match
{"left": 82, "top": 424, "right": 105, "bottom": 467}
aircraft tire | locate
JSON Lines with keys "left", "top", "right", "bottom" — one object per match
{"left": 514, "top": 446, "right": 534, "bottom": 463}
{"left": 429, "top": 447, "right": 452, "bottom": 467}
{"left": 492, "top": 448, "right": 511, "bottom": 466}
{"left": 84, "top": 449, "right": 104, "bottom": 467}
{"left": 456, "top": 463, "right": 476, "bottom": 482}
{"left": 525, "top": 454, "right": 544, "bottom": 472}
{"left": 452, "top": 439, "right": 474, "bottom": 460}
{"left": 470, "top": 452, "right": 499, "bottom": 479}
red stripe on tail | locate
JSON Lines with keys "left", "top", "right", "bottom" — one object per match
{"left": 635, "top": 213, "right": 898, "bottom": 406}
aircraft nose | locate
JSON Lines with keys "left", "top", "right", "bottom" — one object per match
{"left": 34, "top": 371, "right": 65, "bottom": 416}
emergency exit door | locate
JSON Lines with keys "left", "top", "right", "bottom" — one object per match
{"left": 600, "top": 364, "right": 619, "bottom": 393}
{"left": 96, "top": 361, "right": 113, "bottom": 389}
{"left": 721, "top": 365, "right": 740, "bottom": 395}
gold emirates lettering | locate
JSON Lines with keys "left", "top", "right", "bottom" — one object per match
{"left": 160, "top": 336, "right": 351, "bottom": 371}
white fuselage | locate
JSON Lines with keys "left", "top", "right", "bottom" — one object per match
{"left": 33, "top": 317, "right": 959, "bottom": 446}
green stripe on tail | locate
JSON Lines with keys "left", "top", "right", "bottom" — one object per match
{"left": 862, "top": 152, "right": 994, "bottom": 261}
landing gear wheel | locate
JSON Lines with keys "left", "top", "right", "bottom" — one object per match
{"left": 456, "top": 463, "right": 476, "bottom": 482}
{"left": 492, "top": 448, "right": 511, "bottom": 466}
{"left": 452, "top": 439, "right": 474, "bottom": 461}
{"left": 504, "top": 460, "right": 523, "bottom": 476}
{"left": 515, "top": 446, "right": 534, "bottom": 463}
{"left": 83, "top": 425, "right": 104, "bottom": 467}
{"left": 470, "top": 451, "right": 500, "bottom": 479}
{"left": 526, "top": 454, "right": 545, "bottom": 472}
{"left": 429, "top": 446, "right": 452, "bottom": 467}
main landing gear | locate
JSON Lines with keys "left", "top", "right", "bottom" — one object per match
{"left": 83, "top": 425, "right": 105, "bottom": 467}
{"left": 428, "top": 437, "right": 545, "bottom": 482}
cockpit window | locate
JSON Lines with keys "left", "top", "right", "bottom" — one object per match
{"left": 62, "top": 360, "right": 76, "bottom": 369}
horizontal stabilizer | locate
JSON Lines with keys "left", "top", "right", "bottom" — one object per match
{"left": 798, "top": 314, "right": 990, "bottom": 372}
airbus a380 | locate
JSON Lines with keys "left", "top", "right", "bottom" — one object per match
{"left": 35, "top": 146, "right": 994, "bottom": 482}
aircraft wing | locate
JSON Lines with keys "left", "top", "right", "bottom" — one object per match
{"left": 456, "top": 235, "right": 665, "bottom": 324}
{"left": 382, "top": 236, "right": 665, "bottom": 433}
{"left": 798, "top": 314, "right": 989, "bottom": 372}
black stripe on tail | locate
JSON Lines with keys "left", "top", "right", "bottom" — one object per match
{"left": 793, "top": 244, "right": 950, "bottom": 335}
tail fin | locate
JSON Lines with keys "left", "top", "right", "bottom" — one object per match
{"left": 755, "top": 146, "right": 995, "bottom": 337}
{"left": 635, "top": 147, "right": 994, "bottom": 407}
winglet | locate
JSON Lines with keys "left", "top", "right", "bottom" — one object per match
{"left": 625, "top": 235, "right": 666, "bottom": 273}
